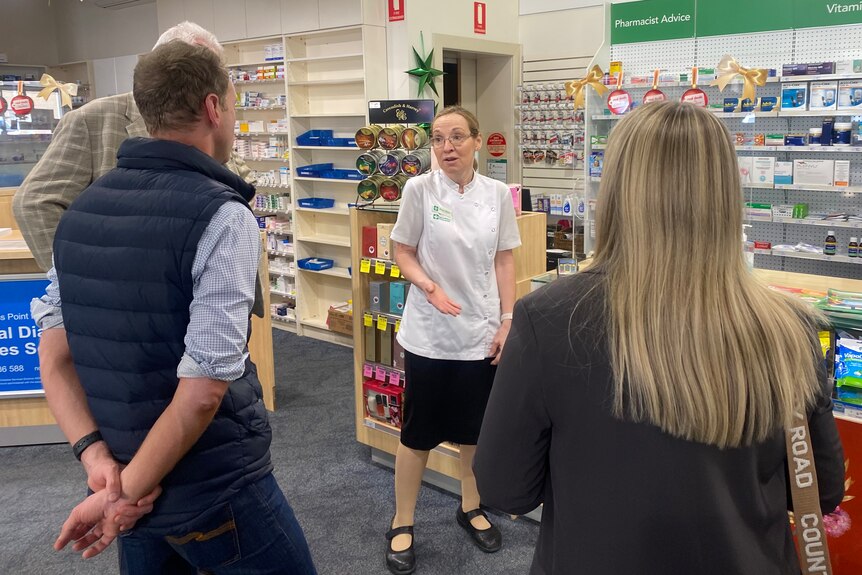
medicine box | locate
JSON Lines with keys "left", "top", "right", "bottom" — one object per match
{"left": 834, "top": 160, "right": 850, "bottom": 187}
{"left": 752, "top": 157, "right": 775, "bottom": 185}
{"left": 772, "top": 204, "right": 795, "bottom": 219}
{"left": 838, "top": 80, "right": 862, "bottom": 111}
{"left": 589, "top": 151, "right": 603, "bottom": 178}
{"left": 793, "top": 159, "right": 834, "bottom": 186}
{"left": 389, "top": 281, "right": 409, "bottom": 316}
{"left": 781, "top": 82, "right": 809, "bottom": 112}
{"left": 369, "top": 281, "right": 390, "bottom": 313}
{"left": 377, "top": 223, "right": 394, "bottom": 260}
{"left": 362, "top": 226, "right": 377, "bottom": 258}
{"left": 782, "top": 62, "right": 835, "bottom": 76}
{"left": 809, "top": 81, "right": 838, "bottom": 111}
{"left": 835, "top": 60, "right": 862, "bottom": 75}
{"left": 744, "top": 202, "right": 773, "bottom": 222}
{"left": 774, "top": 161, "right": 794, "bottom": 185}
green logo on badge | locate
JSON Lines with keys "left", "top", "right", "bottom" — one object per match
{"left": 432, "top": 204, "right": 452, "bottom": 222}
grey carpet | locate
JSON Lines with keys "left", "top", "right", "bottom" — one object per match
{"left": 0, "top": 330, "right": 538, "bottom": 574}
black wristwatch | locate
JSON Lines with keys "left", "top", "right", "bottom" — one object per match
{"left": 72, "top": 430, "right": 103, "bottom": 461}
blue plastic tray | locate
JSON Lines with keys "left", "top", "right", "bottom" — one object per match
{"left": 297, "top": 197, "right": 336, "bottom": 209}
{"left": 297, "top": 257, "right": 334, "bottom": 271}
{"left": 296, "top": 162, "right": 334, "bottom": 177}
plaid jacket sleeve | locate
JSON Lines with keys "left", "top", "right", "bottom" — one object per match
{"left": 12, "top": 110, "right": 95, "bottom": 271}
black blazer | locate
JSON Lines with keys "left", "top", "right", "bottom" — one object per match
{"left": 475, "top": 270, "right": 845, "bottom": 575}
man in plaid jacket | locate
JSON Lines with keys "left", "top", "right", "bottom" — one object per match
{"left": 13, "top": 21, "right": 250, "bottom": 272}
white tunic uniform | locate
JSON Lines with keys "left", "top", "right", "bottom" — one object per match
{"left": 390, "top": 170, "right": 521, "bottom": 361}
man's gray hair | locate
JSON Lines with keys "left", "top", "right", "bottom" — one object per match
{"left": 153, "top": 21, "right": 223, "bottom": 59}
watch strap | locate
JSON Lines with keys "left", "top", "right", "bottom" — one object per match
{"left": 72, "top": 430, "right": 103, "bottom": 461}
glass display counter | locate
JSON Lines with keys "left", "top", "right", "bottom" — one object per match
{"left": 0, "top": 81, "right": 61, "bottom": 187}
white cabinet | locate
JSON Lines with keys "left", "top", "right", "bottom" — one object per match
{"left": 280, "top": 0, "right": 319, "bottom": 34}
{"left": 213, "top": 0, "right": 248, "bottom": 42}
{"left": 92, "top": 55, "right": 139, "bottom": 98}
{"left": 318, "top": 0, "right": 362, "bottom": 30}
{"left": 186, "top": 0, "right": 216, "bottom": 35}
{"left": 156, "top": 0, "right": 185, "bottom": 34}
{"left": 246, "top": 0, "right": 282, "bottom": 38}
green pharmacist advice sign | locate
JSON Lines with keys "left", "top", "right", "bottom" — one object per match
{"left": 611, "top": 0, "right": 695, "bottom": 45}
{"left": 697, "top": 0, "right": 794, "bottom": 37}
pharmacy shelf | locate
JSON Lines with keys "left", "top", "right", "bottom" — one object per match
{"left": 254, "top": 183, "right": 291, "bottom": 189}
{"left": 235, "top": 132, "right": 289, "bottom": 137}
{"left": 288, "top": 78, "right": 364, "bottom": 87}
{"left": 293, "top": 177, "right": 361, "bottom": 184}
{"left": 770, "top": 218, "right": 862, "bottom": 229}
{"left": 235, "top": 105, "right": 287, "bottom": 111}
{"left": 742, "top": 183, "right": 778, "bottom": 189}
{"left": 286, "top": 53, "right": 363, "bottom": 63}
{"left": 241, "top": 158, "right": 290, "bottom": 163}
{"left": 267, "top": 250, "right": 295, "bottom": 258}
{"left": 271, "top": 319, "right": 297, "bottom": 334}
{"left": 270, "top": 289, "right": 296, "bottom": 298}
{"left": 290, "top": 113, "right": 367, "bottom": 118}
{"left": 295, "top": 233, "right": 351, "bottom": 248}
{"left": 227, "top": 59, "right": 283, "bottom": 67}
{"left": 711, "top": 111, "right": 780, "bottom": 118}
{"left": 779, "top": 73, "right": 862, "bottom": 83}
{"left": 591, "top": 115, "right": 623, "bottom": 121}
{"left": 736, "top": 146, "right": 862, "bottom": 153}
{"left": 233, "top": 79, "right": 284, "bottom": 85}
{"left": 300, "top": 316, "right": 330, "bottom": 330}
{"left": 766, "top": 251, "right": 861, "bottom": 264}
{"left": 295, "top": 206, "right": 350, "bottom": 216}
{"left": 617, "top": 77, "right": 781, "bottom": 89}
{"left": 779, "top": 110, "right": 861, "bottom": 117}
{"left": 254, "top": 209, "right": 291, "bottom": 216}
{"left": 269, "top": 267, "right": 295, "bottom": 276}
{"left": 774, "top": 184, "right": 862, "bottom": 193}
{"left": 267, "top": 230, "right": 293, "bottom": 236}
{"left": 299, "top": 266, "right": 351, "bottom": 279}
{"left": 293, "top": 146, "right": 359, "bottom": 151}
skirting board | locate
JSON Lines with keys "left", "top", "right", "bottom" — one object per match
{"left": 0, "top": 424, "right": 66, "bottom": 447}
{"left": 370, "top": 448, "right": 542, "bottom": 523}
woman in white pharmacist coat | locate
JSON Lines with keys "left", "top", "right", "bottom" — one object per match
{"left": 385, "top": 105, "right": 521, "bottom": 575}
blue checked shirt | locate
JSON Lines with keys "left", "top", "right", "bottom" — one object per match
{"left": 31, "top": 201, "right": 261, "bottom": 382}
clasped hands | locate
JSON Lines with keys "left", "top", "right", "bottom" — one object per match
{"left": 423, "top": 282, "right": 510, "bottom": 365}
{"left": 54, "top": 441, "right": 161, "bottom": 559}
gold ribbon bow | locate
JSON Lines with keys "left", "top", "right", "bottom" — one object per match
{"left": 709, "top": 55, "right": 768, "bottom": 103}
{"left": 38, "top": 74, "right": 78, "bottom": 110}
{"left": 566, "top": 65, "right": 609, "bottom": 110}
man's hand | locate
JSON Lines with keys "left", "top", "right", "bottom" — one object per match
{"left": 489, "top": 321, "right": 512, "bottom": 366}
{"left": 55, "top": 487, "right": 162, "bottom": 559}
{"left": 424, "top": 282, "right": 462, "bottom": 316}
{"left": 80, "top": 442, "right": 121, "bottom": 502}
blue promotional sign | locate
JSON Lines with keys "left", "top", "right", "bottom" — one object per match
{"left": 0, "top": 276, "right": 49, "bottom": 395}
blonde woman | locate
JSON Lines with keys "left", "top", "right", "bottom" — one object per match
{"left": 474, "top": 102, "right": 845, "bottom": 575}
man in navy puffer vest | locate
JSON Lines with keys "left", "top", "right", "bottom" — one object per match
{"left": 36, "top": 41, "right": 317, "bottom": 574}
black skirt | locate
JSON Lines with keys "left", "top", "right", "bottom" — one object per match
{"left": 400, "top": 350, "right": 497, "bottom": 451}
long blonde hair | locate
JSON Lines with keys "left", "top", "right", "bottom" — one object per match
{"left": 593, "top": 102, "right": 823, "bottom": 449}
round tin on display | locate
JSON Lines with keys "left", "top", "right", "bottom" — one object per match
{"left": 680, "top": 67, "right": 708, "bottom": 108}
{"left": 401, "top": 149, "right": 432, "bottom": 176}
{"left": 643, "top": 69, "right": 667, "bottom": 104}
{"left": 380, "top": 175, "right": 408, "bottom": 202}
{"left": 377, "top": 125, "right": 405, "bottom": 150}
{"left": 356, "top": 149, "right": 386, "bottom": 175}
{"left": 379, "top": 150, "right": 407, "bottom": 176}
{"left": 355, "top": 125, "right": 382, "bottom": 149}
{"left": 357, "top": 175, "right": 386, "bottom": 201}
{"left": 400, "top": 126, "right": 429, "bottom": 150}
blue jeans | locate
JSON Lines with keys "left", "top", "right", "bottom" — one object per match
{"left": 117, "top": 473, "right": 317, "bottom": 575}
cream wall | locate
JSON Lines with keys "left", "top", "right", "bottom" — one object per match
{"left": 0, "top": 0, "right": 58, "bottom": 66}
{"left": 519, "top": 5, "right": 605, "bottom": 62}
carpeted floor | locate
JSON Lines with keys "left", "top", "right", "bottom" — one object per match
{"left": 0, "top": 330, "right": 539, "bottom": 574}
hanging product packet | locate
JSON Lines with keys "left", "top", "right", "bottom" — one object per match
{"left": 10, "top": 81, "right": 34, "bottom": 116}
{"left": 607, "top": 67, "right": 632, "bottom": 115}
{"left": 643, "top": 69, "right": 667, "bottom": 104}
{"left": 0, "top": 95, "right": 6, "bottom": 115}
{"left": 681, "top": 67, "right": 708, "bottom": 107}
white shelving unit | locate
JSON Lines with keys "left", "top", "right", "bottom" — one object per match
{"left": 286, "top": 24, "right": 387, "bottom": 346}
{"left": 224, "top": 36, "right": 294, "bottom": 331}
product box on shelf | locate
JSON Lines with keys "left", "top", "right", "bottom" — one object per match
{"left": 738, "top": 156, "right": 753, "bottom": 184}
{"left": 835, "top": 160, "right": 851, "bottom": 187}
{"left": 369, "top": 281, "right": 390, "bottom": 313}
{"left": 589, "top": 151, "right": 603, "bottom": 178}
{"left": 793, "top": 159, "right": 834, "bottom": 186}
{"left": 326, "top": 302, "right": 353, "bottom": 336}
{"left": 775, "top": 161, "right": 794, "bottom": 185}
{"left": 379, "top": 325, "right": 393, "bottom": 366}
{"left": 838, "top": 80, "right": 862, "bottom": 111}
{"left": 389, "top": 281, "right": 410, "bottom": 316}
{"left": 744, "top": 202, "right": 773, "bottom": 222}
{"left": 377, "top": 223, "right": 394, "bottom": 260}
{"left": 392, "top": 337, "right": 406, "bottom": 371}
{"left": 772, "top": 204, "right": 795, "bottom": 219}
{"left": 752, "top": 157, "right": 775, "bottom": 185}
{"left": 781, "top": 82, "right": 809, "bottom": 112}
{"left": 753, "top": 241, "right": 772, "bottom": 254}
{"left": 782, "top": 62, "right": 835, "bottom": 76}
{"left": 809, "top": 81, "right": 838, "bottom": 111}
{"left": 364, "top": 324, "right": 378, "bottom": 362}
{"left": 363, "top": 379, "right": 403, "bottom": 428}
{"left": 362, "top": 226, "right": 377, "bottom": 258}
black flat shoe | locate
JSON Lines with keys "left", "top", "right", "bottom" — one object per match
{"left": 456, "top": 506, "right": 502, "bottom": 553}
{"left": 385, "top": 523, "right": 416, "bottom": 575}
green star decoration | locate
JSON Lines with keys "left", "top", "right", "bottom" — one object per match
{"left": 406, "top": 46, "right": 444, "bottom": 98}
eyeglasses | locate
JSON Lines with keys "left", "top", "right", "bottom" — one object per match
{"left": 430, "top": 133, "right": 473, "bottom": 148}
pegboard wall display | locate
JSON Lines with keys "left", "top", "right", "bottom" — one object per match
{"left": 519, "top": 55, "right": 592, "bottom": 222}
{"left": 583, "top": 26, "right": 862, "bottom": 280}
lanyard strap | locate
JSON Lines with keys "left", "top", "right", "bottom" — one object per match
{"left": 785, "top": 412, "right": 833, "bottom": 575}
